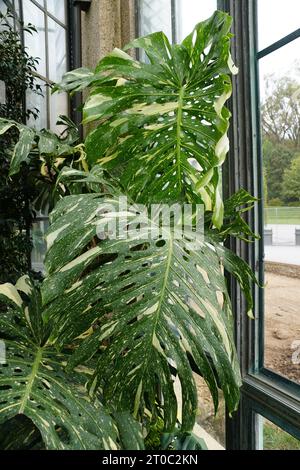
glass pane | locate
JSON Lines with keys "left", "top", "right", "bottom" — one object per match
{"left": 0, "top": 1, "right": 21, "bottom": 28}
{"left": 26, "top": 79, "right": 48, "bottom": 129}
{"left": 46, "top": 0, "right": 66, "bottom": 23}
{"left": 176, "top": 0, "right": 217, "bottom": 42}
{"left": 257, "top": 0, "right": 300, "bottom": 51}
{"left": 50, "top": 90, "right": 68, "bottom": 132}
{"left": 260, "top": 39, "right": 300, "bottom": 384}
{"left": 23, "top": 0, "right": 46, "bottom": 76}
{"left": 258, "top": 415, "right": 300, "bottom": 450}
{"left": 47, "top": 17, "right": 67, "bottom": 82}
{"left": 138, "top": 0, "right": 172, "bottom": 42}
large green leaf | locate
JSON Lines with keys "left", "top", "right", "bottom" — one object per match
{"left": 65, "top": 11, "right": 237, "bottom": 228}
{"left": 113, "top": 411, "right": 145, "bottom": 450}
{"left": 0, "top": 118, "right": 35, "bottom": 176}
{"left": 0, "top": 119, "right": 16, "bottom": 135}
{"left": 0, "top": 278, "right": 127, "bottom": 450}
{"left": 9, "top": 127, "right": 35, "bottom": 176}
{"left": 0, "top": 116, "right": 80, "bottom": 178}
{"left": 0, "top": 339, "right": 119, "bottom": 450}
{"left": 56, "top": 164, "right": 119, "bottom": 196}
{"left": 42, "top": 193, "right": 242, "bottom": 432}
{"left": 52, "top": 67, "right": 96, "bottom": 94}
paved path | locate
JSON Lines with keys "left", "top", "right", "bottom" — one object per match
{"left": 265, "top": 245, "right": 300, "bottom": 266}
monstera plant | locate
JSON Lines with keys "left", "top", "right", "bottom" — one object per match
{"left": 0, "top": 11, "right": 257, "bottom": 450}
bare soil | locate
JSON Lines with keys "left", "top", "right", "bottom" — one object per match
{"left": 194, "top": 373, "right": 225, "bottom": 446}
{"left": 265, "top": 272, "right": 300, "bottom": 384}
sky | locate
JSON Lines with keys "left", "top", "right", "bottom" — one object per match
{"left": 176, "top": 0, "right": 217, "bottom": 40}
{"left": 175, "top": 0, "right": 300, "bottom": 99}
{"left": 257, "top": 0, "right": 300, "bottom": 98}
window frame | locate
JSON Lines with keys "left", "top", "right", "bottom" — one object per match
{"left": 221, "top": 0, "right": 300, "bottom": 449}
{"left": 67, "top": 0, "right": 84, "bottom": 128}
{"left": 2, "top": 0, "right": 83, "bottom": 127}
{"left": 22, "top": 0, "right": 70, "bottom": 129}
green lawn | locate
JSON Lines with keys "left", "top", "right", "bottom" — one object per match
{"left": 265, "top": 207, "right": 300, "bottom": 225}
{"left": 264, "top": 421, "right": 300, "bottom": 450}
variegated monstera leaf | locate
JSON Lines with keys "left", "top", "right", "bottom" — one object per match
{"left": 0, "top": 116, "right": 79, "bottom": 177}
{"left": 0, "top": 277, "right": 143, "bottom": 450}
{"left": 41, "top": 192, "right": 250, "bottom": 432}
{"left": 56, "top": 11, "right": 237, "bottom": 228}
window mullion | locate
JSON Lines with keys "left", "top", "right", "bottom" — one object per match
{"left": 224, "top": 0, "right": 300, "bottom": 450}
{"left": 222, "top": 0, "right": 262, "bottom": 450}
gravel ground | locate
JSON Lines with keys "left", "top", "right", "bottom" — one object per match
{"left": 264, "top": 272, "right": 300, "bottom": 384}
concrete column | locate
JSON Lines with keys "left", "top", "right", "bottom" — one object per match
{"left": 81, "top": 0, "right": 136, "bottom": 69}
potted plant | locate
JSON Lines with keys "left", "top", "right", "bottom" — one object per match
{"left": 0, "top": 11, "right": 257, "bottom": 450}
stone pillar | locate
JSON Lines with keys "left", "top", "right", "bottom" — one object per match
{"left": 81, "top": 0, "right": 136, "bottom": 69}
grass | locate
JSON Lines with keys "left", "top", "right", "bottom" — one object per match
{"left": 195, "top": 377, "right": 300, "bottom": 450}
{"left": 265, "top": 207, "right": 300, "bottom": 225}
{"left": 264, "top": 421, "right": 300, "bottom": 450}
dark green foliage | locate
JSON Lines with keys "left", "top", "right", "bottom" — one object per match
{"left": 263, "top": 139, "right": 295, "bottom": 204}
{"left": 0, "top": 277, "right": 144, "bottom": 450}
{"left": 0, "top": 116, "right": 83, "bottom": 212}
{"left": 145, "top": 418, "right": 207, "bottom": 450}
{"left": 0, "top": 10, "right": 40, "bottom": 283}
{"left": 57, "top": 11, "right": 238, "bottom": 229}
{"left": 282, "top": 154, "right": 300, "bottom": 203}
{"left": 0, "top": 415, "right": 45, "bottom": 450}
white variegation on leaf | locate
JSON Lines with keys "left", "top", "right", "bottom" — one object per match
{"left": 42, "top": 193, "right": 249, "bottom": 431}
{"left": 57, "top": 11, "right": 236, "bottom": 228}
{"left": 0, "top": 10, "right": 259, "bottom": 448}
{"left": 0, "top": 282, "right": 23, "bottom": 308}
{"left": 0, "top": 278, "right": 143, "bottom": 450}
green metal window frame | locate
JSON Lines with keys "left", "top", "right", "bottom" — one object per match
{"left": 221, "top": 0, "right": 300, "bottom": 450}
{"left": 2, "top": 0, "right": 84, "bottom": 127}
{"left": 3, "top": 0, "right": 69, "bottom": 128}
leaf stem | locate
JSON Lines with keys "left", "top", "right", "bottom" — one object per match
{"left": 151, "top": 234, "right": 174, "bottom": 343}
{"left": 176, "top": 86, "right": 185, "bottom": 194}
{"left": 18, "top": 346, "right": 43, "bottom": 414}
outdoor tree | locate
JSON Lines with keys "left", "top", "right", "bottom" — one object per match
{"left": 263, "top": 138, "right": 294, "bottom": 204}
{"left": 282, "top": 154, "right": 300, "bottom": 204}
{"left": 261, "top": 72, "right": 300, "bottom": 205}
{"left": 261, "top": 74, "right": 300, "bottom": 148}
